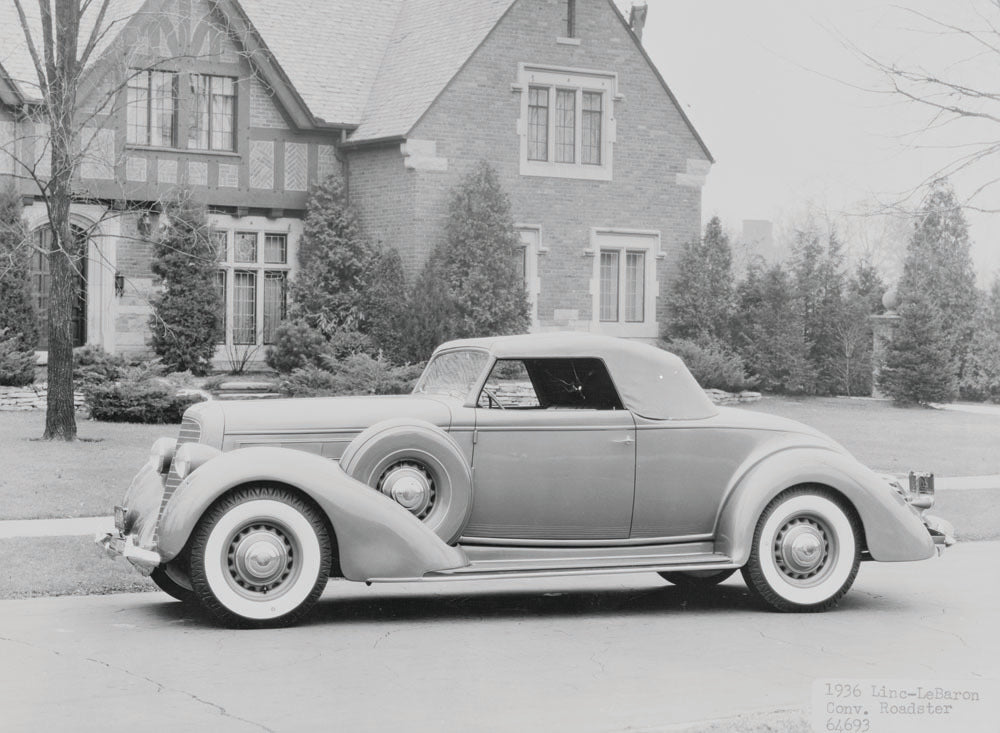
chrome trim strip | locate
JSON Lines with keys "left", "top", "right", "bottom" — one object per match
{"left": 459, "top": 534, "right": 714, "bottom": 547}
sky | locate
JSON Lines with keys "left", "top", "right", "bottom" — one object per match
{"left": 633, "top": 0, "right": 1000, "bottom": 284}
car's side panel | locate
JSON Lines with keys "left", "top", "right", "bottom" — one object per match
{"left": 156, "top": 447, "right": 468, "bottom": 580}
{"left": 631, "top": 421, "right": 763, "bottom": 538}
{"left": 716, "top": 446, "right": 935, "bottom": 564}
{"left": 467, "top": 408, "right": 636, "bottom": 540}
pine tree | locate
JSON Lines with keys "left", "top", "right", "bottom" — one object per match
{"left": 733, "top": 261, "right": 812, "bottom": 394}
{"left": 664, "top": 216, "right": 734, "bottom": 342}
{"left": 878, "top": 293, "right": 958, "bottom": 404}
{"left": 898, "top": 180, "right": 978, "bottom": 375}
{"left": 290, "top": 174, "right": 372, "bottom": 336}
{"left": 149, "top": 194, "right": 221, "bottom": 375}
{"left": 402, "top": 162, "right": 529, "bottom": 360}
{"left": 835, "top": 258, "right": 886, "bottom": 396}
{"left": 0, "top": 187, "right": 39, "bottom": 349}
{"left": 359, "top": 245, "right": 409, "bottom": 363}
{"left": 960, "top": 279, "right": 1000, "bottom": 402}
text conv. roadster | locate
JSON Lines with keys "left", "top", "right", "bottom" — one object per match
{"left": 98, "top": 333, "right": 953, "bottom": 627}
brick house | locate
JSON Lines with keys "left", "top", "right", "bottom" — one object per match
{"left": 0, "top": 0, "right": 711, "bottom": 364}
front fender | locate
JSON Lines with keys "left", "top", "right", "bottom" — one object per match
{"left": 156, "top": 447, "right": 468, "bottom": 581}
{"left": 716, "top": 446, "right": 934, "bottom": 565}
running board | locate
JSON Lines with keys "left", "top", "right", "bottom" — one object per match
{"left": 423, "top": 548, "right": 736, "bottom": 581}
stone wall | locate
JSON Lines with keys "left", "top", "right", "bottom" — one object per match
{"left": 0, "top": 385, "right": 86, "bottom": 411}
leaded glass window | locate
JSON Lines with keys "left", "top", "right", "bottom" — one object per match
{"left": 527, "top": 87, "right": 549, "bottom": 161}
{"left": 127, "top": 70, "right": 177, "bottom": 147}
{"left": 625, "top": 251, "right": 645, "bottom": 322}
{"left": 555, "top": 89, "right": 576, "bottom": 163}
{"left": 582, "top": 92, "right": 602, "bottom": 165}
{"left": 233, "top": 271, "right": 256, "bottom": 345}
{"left": 599, "top": 250, "right": 619, "bottom": 322}
{"left": 191, "top": 74, "right": 236, "bottom": 152}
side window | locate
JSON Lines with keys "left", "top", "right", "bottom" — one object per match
{"left": 479, "top": 360, "right": 541, "bottom": 409}
{"left": 478, "top": 358, "right": 623, "bottom": 410}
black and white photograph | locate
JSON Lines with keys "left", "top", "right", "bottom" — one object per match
{"left": 0, "top": 1, "right": 997, "bottom": 731}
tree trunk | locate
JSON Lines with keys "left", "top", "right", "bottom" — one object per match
{"left": 41, "top": 17, "right": 81, "bottom": 441}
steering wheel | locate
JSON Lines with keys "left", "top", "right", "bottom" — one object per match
{"left": 481, "top": 387, "right": 506, "bottom": 410}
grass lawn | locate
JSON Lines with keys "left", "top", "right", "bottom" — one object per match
{"left": 0, "top": 411, "right": 169, "bottom": 520}
{"left": 0, "top": 536, "right": 156, "bottom": 599}
{"left": 740, "top": 396, "right": 1000, "bottom": 477}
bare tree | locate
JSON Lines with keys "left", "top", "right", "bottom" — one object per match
{"left": 6, "top": 1, "right": 263, "bottom": 439}
{"left": 853, "top": 1, "right": 1000, "bottom": 214}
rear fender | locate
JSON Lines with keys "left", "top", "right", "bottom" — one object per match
{"left": 717, "top": 447, "right": 934, "bottom": 565}
{"left": 156, "top": 447, "right": 468, "bottom": 580}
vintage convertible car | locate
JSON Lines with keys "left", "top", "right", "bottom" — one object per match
{"left": 98, "top": 333, "right": 953, "bottom": 627}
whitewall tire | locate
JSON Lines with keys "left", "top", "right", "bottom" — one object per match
{"left": 189, "top": 486, "right": 332, "bottom": 628}
{"left": 741, "top": 488, "right": 861, "bottom": 612}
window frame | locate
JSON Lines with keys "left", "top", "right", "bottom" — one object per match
{"left": 518, "top": 64, "right": 617, "bottom": 181}
{"left": 126, "top": 69, "right": 179, "bottom": 148}
{"left": 190, "top": 74, "right": 237, "bottom": 152}
{"left": 590, "top": 229, "right": 661, "bottom": 338}
{"left": 213, "top": 228, "right": 292, "bottom": 347}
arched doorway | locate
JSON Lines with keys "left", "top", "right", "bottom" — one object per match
{"left": 30, "top": 226, "right": 88, "bottom": 349}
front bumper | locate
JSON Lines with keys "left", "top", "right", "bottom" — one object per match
{"left": 95, "top": 503, "right": 162, "bottom": 575}
{"left": 923, "top": 514, "right": 956, "bottom": 555}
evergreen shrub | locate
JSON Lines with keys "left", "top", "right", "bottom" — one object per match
{"left": 664, "top": 338, "right": 753, "bottom": 393}
{"left": 0, "top": 329, "right": 36, "bottom": 387}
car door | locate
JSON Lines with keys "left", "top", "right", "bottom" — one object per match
{"left": 464, "top": 357, "right": 636, "bottom": 541}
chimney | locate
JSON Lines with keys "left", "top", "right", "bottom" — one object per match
{"left": 629, "top": 1, "right": 648, "bottom": 42}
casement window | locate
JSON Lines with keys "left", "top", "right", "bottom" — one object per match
{"left": 591, "top": 230, "right": 660, "bottom": 338}
{"left": 518, "top": 65, "right": 617, "bottom": 180}
{"left": 126, "top": 70, "right": 178, "bottom": 147}
{"left": 214, "top": 230, "right": 290, "bottom": 346}
{"left": 599, "top": 249, "right": 645, "bottom": 323}
{"left": 190, "top": 75, "right": 236, "bottom": 152}
{"left": 515, "top": 226, "right": 544, "bottom": 330}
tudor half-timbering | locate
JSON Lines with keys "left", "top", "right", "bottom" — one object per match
{"left": 0, "top": 0, "right": 710, "bottom": 361}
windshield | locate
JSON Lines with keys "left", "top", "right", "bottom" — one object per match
{"left": 413, "top": 349, "right": 489, "bottom": 399}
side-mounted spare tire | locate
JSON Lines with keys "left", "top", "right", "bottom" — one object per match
{"left": 339, "top": 418, "right": 473, "bottom": 544}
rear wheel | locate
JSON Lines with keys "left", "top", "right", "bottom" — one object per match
{"left": 741, "top": 487, "right": 861, "bottom": 612}
{"left": 188, "top": 486, "right": 332, "bottom": 628}
{"left": 658, "top": 569, "right": 736, "bottom": 589}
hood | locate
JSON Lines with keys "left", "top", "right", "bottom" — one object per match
{"left": 190, "top": 394, "right": 454, "bottom": 441}
{"left": 709, "top": 405, "right": 847, "bottom": 451}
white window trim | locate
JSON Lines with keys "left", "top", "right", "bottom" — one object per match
{"left": 515, "top": 224, "right": 548, "bottom": 332}
{"left": 588, "top": 228, "right": 661, "bottom": 338}
{"left": 515, "top": 64, "right": 618, "bottom": 181}
{"left": 210, "top": 215, "right": 297, "bottom": 352}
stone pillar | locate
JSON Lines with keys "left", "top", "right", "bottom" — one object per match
{"left": 870, "top": 290, "right": 901, "bottom": 399}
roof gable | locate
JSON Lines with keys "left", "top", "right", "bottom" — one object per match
{"left": 349, "top": 0, "right": 516, "bottom": 142}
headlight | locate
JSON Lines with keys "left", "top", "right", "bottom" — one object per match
{"left": 149, "top": 438, "right": 178, "bottom": 474}
{"left": 172, "top": 443, "right": 222, "bottom": 480}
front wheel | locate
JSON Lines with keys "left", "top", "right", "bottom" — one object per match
{"left": 741, "top": 488, "right": 861, "bottom": 612}
{"left": 188, "top": 486, "right": 332, "bottom": 628}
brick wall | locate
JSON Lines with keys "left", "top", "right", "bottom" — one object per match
{"left": 115, "top": 212, "right": 157, "bottom": 354}
{"left": 345, "top": 146, "right": 420, "bottom": 271}
{"left": 353, "top": 0, "right": 709, "bottom": 337}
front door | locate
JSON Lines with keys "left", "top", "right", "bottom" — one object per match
{"left": 464, "top": 357, "right": 636, "bottom": 541}
{"left": 31, "top": 227, "right": 87, "bottom": 349}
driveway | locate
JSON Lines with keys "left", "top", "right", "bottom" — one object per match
{"left": 1, "top": 541, "right": 997, "bottom": 732}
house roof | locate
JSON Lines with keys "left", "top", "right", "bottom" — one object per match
{"left": 0, "top": 0, "right": 710, "bottom": 161}
{"left": 0, "top": 0, "right": 148, "bottom": 103}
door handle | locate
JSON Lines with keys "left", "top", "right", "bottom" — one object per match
{"left": 613, "top": 435, "right": 634, "bottom": 446}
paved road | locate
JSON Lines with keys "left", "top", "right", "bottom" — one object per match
{"left": 2, "top": 542, "right": 998, "bottom": 733}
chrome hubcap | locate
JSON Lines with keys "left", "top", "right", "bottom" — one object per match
{"left": 773, "top": 516, "right": 833, "bottom": 585}
{"left": 379, "top": 462, "right": 435, "bottom": 519}
{"left": 228, "top": 525, "right": 294, "bottom": 594}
